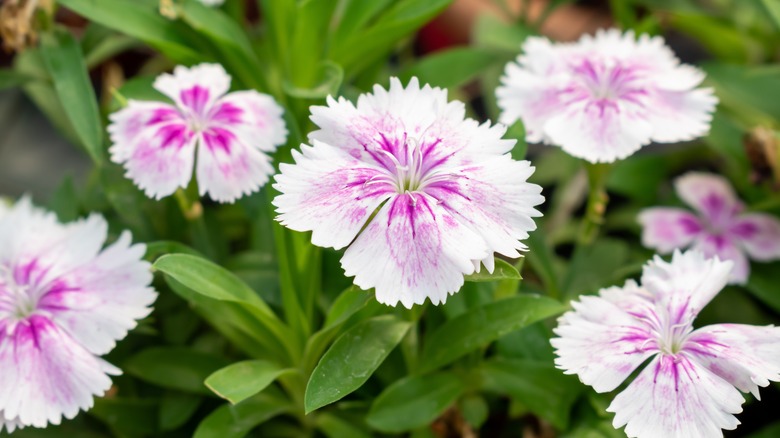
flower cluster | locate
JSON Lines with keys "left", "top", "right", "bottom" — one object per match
{"left": 497, "top": 29, "right": 717, "bottom": 163}
{"left": 639, "top": 172, "right": 780, "bottom": 284}
{"left": 274, "top": 77, "right": 544, "bottom": 308}
{"left": 553, "top": 250, "right": 780, "bottom": 438}
{"left": 0, "top": 198, "right": 156, "bottom": 432}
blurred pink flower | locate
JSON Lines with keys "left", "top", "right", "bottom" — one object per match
{"left": 496, "top": 29, "right": 717, "bottom": 163}
{"left": 273, "top": 77, "right": 544, "bottom": 308}
{"left": 108, "top": 63, "right": 287, "bottom": 203}
{"left": 0, "top": 198, "right": 156, "bottom": 432}
{"left": 639, "top": 172, "right": 780, "bottom": 284}
{"left": 552, "top": 250, "right": 780, "bottom": 438}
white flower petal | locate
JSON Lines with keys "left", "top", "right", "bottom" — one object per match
{"left": 41, "top": 232, "right": 156, "bottom": 355}
{"left": 552, "top": 281, "right": 657, "bottom": 393}
{"left": 341, "top": 193, "right": 488, "bottom": 308}
{"left": 608, "top": 354, "right": 743, "bottom": 438}
{"left": 685, "top": 324, "right": 780, "bottom": 399}
{"left": 641, "top": 249, "right": 733, "bottom": 322}
{"left": 0, "top": 316, "right": 115, "bottom": 428}
{"left": 273, "top": 141, "right": 395, "bottom": 250}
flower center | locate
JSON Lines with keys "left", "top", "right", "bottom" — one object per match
{"left": 572, "top": 59, "right": 639, "bottom": 103}
{"left": 364, "top": 134, "right": 451, "bottom": 195}
{"left": 0, "top": 267, "right": 38, "bottom": 321}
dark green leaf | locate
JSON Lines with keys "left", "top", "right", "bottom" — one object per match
{"left": 316, "top": 413, "right": 372, "bottom": 438}
{"left": 40, "top": 29, "right": 103, "bottom": 163}
{"left": 367, "top": 372, "right": 465, "bottom": 433}
{"left": 159, "top": 393, "right": 202, "bottom": 431}
{"left": 399, "top": 47, "right": 501, "bottom": 89}
{"left": 562, "top": 238, "right": 630, "bottom": 299}
{"left": 419, "top": 295, "right": 565, "bottom": 373}
{"left": 479, "top": 358, "right": 582, "bottom": 429}
{"left": 0, "top": 69, "right": 33, "bottom": 90}
{"left": 283, "top": 61, "right": 344, "bottom": 99}
{"left": 205, "top": 360, "right": 294, "bottom": 405}
{"left": 124, "top": 347, "right": 230, "bottom": 394}
{"left": 305, "top": 315, "right": 411, "bottom": 413}
{"left": 323, "top": 286, "right": 372, "bottom": 328}
{"left": 746, "top": 262, "right": 780, "bottom": 314}
{"left": 193, "top": 391, "right": 293, "bottom": 438}
{"left": 90, "top": 399, "right": 158, "bottom": 436}
{"left": 144, "top": 240, "right": 202, "bottom": 262}
{"left": 465, "top": 258, "right": 522, "bottom": 282}
{"left": 58, "top": 0, "right": 205, "bottom": 64}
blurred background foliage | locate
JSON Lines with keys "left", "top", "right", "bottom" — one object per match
{"left": 1, "top": 0, "right": 780, "bottom": 437}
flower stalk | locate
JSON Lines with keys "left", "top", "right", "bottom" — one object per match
{"left": 579, "top": 162, "right": 612, "bottom": 245}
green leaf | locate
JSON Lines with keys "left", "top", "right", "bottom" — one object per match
{"left": 124, "top": 347, "right": 230, "bottom": 394}
{"left": 323, "top": 286, "right": 372, "bottom": 328}
{"left": 329, "top": 0, "right": 453, "bottom": 74}
{"left": 669, "top": 12, "right": 762, "bottom": 63}
{"left": 40, "top": 29, "right": 103, "bottom": 164}
{"left": 305, "top": 315, "right": 411, "bottom": 413}
{"left": 562, "top": 238, "right": 630, "bottom": 299}
{"left": 48, "top": 176, "right": 80, "bottom": 222}
{"left": 761, "top": 0, "right": 780, "bottom": 30}
{"left": 399, "top": 47, "right": 501, "bottom": 89}
{"left": 144, "top": 240, "right": 202, "bottom": 261}
{"left": 525, "top": 230, "right": 562, "bottom": 297}
{"left": 331, "top": 0, "right": 395, "bottom": 47}
{"left": 419, "top": 295, "right": 565, "bottom": 373}
{"left": 746, "top": 262, "right": 780, "bottom": 314}
{"left": 0, "top": 69, "right": 33, "bottom": 90}
{"left": 205, "top": 360, "right": 294, "bottom": 405}
{"left": 179, "top": 0, "right": 266, "bottom": 90}
{"left": 367, "top": 372, "right": 465, "bottom": 433}
{"left": 465, "top": 258, "right": 522, "bottom": 282}
{"left": 316, "top": 413, "right": 372, "bottom": 438}
{"left": 90, "top": 398, "right": 158, "bottom": 436}
{"left": 159, "top": 393, "right": 202, "bottom": 431}
{"left": 473, "top": 13, "right": 534, "bottom": 52}
{"left": 703, "top": 63, "right": 780, "bottom": 125}
{"left": 58, "top": 0, "right": 205, "bottom": 64}
{"left": 194, "top": 391, "right": 293, "bottom": 438}
{"left": 153, "top": 254, "right": 292, "bottom": 349}
{"left": 283, "top": 61, "right": 344, "bottom": 99}
{"left": 479, "top": 358, "right": 582, "bottom": 429}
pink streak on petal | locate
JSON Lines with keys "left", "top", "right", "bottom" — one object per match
{"left": 638, "top": 208, "right": 702, "bottom": 253}
{"left": 608, "top": 354, "right": 743, "bottom": 438}
{"left": 685, "top": 324, "right": 780, "bottom": 399}
{"left": 728, "top": 213, "right": 780, "bottom": 261}
{"left": 179, "top": 85, "right": 211, "bottom": 116}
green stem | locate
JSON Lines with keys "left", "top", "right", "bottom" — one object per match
{"left": 174, "top": 188, "right": 215, "bottom": 258}
{"left": 578, "top": 162, "right": 612, "bottom": 245}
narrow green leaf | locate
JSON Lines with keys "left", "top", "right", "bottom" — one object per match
{"left": 153, "top": 254, "right": 291, "bottom": 346}
{"left": 180, "top": 0, "right": 266, "bottom": 90}
{"left": 331, "top": 0, "right": 395, "bottom": 47}
{"left": 0, "top": 69, "right": 33, "bottom": 90}
{"left": 124, "top": 347, "right": 230, "bottom": 394}
{"left": 316, "top": 413, "right": 372, "bottom": 438}
{"left": 205, "top": 360, "right": 294, "bottom": 405}
{"left": 465, "top": 258, "right": 522, "bottom": 282}
{"left": 305, "top": 315, "right": 411, "bottom": 413}
{"left": 562, "top": 238, "right": 630, "bottom": 299}
{"left": 367, "top": 372, "right": 465, "bottom": 433}
{"left": 58, "top": 0, "right": 205, "bottom": 64}
{"left": 399, "top": 47, "right": 500, "bottom": 89}
{"left": 323, "top": 286, "right": 372, "bottom": 328}
{"left": 761, "top": 0, "right": 780, "bottom": 30}
{"left": 144, "top": 240, "right": 202, "bottom": 262}
{"left": 40, "top": 29, "right": 103, "bottom": 164}
{"left": 419, "top": 295, "right": 565, "bottom": 373}
{"left": 283, "top": 61, "right": 344, "bottom": 99}
{"left": 194, "top": 391, "right": 293, "bottom": 438}
{"left": 159, "top": 393, "right": 202, "bottom": 431}
{"left": 479, "top": 358, "right": 582, "bottom": 429}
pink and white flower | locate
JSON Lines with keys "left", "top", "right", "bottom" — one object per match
{"left": 108, "top": 63, "right": 287, "bottom": 203}
{"left": 273, "top": 77, "right": 544, "bottom": 308}
{"left": 0, "top": 198, "right": 156, "bottom": 432}
{"left": 639, "top": 172, "right": 780, "bottom": 284}
{"left": 496, "top": 29, "right": 717, "bottom": 163}
{"left": 552, "top": 250, "right": 780, "bottom": 438}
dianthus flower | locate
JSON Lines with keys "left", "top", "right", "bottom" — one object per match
{"left": 274, "top": 78, "right": 544, "bottom": 308}
{"left": 496, "top": 29, "right": 717, "bottom": 163}
{"left": 0, "top": 198, "right": 156, "bottom": 432}
{"left": 639, "top": 172, "right": 780, "bottom": 284}
{"left": 108, "top": 63, "right": 287, "bottom": 203}
{"left": 552, "top": 250, "right": 780, "bottom": 438}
